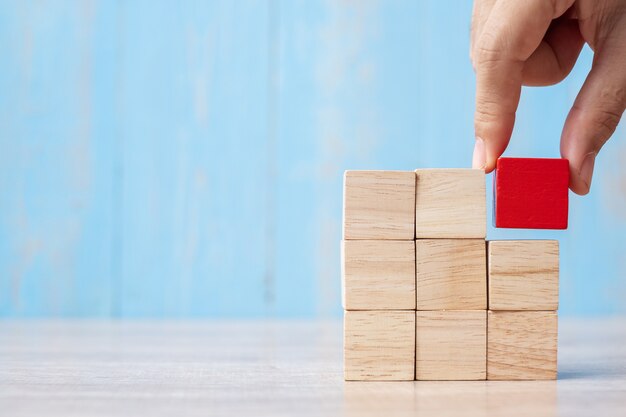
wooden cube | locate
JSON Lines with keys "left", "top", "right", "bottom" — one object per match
{"left": 487, "top": 311, "right": 558, "bottom": 380}
{"left": 342, "top": 240, "right": 415, "bottom": 310}
{"left": 494, "top": 157, "right": 569, "bottom": 229}
{"left": 343, "top": 170, "right": 415, "bottom": 240}
{"left": 416, "top": 239, "right": 486, "bottom": 310}
{"left": 344, "top": 310, "right": 415, "bottom": 381}
{"left": 488, "top": 240, "right": 559, "bottom": 311}
{"left": 415, "top": 169, "right": 486, "bottom": 238}
{"left": 416, "top": 311, "right": 486, "bottom": 380}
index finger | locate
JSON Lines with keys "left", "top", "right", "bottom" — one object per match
{"left": 473, "top": 0, "right": 574, "bottom": 171}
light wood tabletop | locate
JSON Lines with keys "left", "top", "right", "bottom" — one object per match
{"left": 1, "top": 318, "right": 626, "bottom": 417}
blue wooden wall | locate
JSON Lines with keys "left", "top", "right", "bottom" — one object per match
{"left": 1, "top": 1, "right": 625, "bottom": 317}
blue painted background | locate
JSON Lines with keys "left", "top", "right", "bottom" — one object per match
{"left": 1, "top": 1, "right": 625, "bottom": 318}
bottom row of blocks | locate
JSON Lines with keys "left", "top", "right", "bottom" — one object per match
{"left": 344, "top": 310, "right": 557, "bottom": 381}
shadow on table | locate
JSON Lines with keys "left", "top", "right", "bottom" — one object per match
{"left": 557, "top": 364, "right": 617, "bottom": 380}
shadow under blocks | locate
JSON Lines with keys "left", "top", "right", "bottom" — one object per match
{"left": 342, "top": 159, "right": 567, "bottom": 381}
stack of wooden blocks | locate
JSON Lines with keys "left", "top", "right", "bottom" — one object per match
{"left": 342, "top": 169, "right": 559, "bottom": 381}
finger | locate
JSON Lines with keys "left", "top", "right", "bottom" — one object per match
{"left": 473, "top": 0, "right": 575, "bottom": 171}
{"left": 470, "top": 0, "right": 497, "bottom": 67}
{"left": 522, "top": 18, "right": 584, "bottom": 86}
{"left": 560, "top": 28, "right": 626, "bottom": 195}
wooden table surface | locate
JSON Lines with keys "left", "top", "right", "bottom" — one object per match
{"left": 1, "top": 318, "right": 626, "bottom": 417}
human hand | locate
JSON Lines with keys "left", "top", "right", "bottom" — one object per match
{"left": 470, "top": 0, "right": 626, "bottom": 194}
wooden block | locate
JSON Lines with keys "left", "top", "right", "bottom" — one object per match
{"left": 343, "top": 170, "right": 415, "bottom": 240}
{"left": 342, "top": 240, "right": 415, "bottom": 310}
{"left": 344, "top": 310, "right": 415, "bottom": 381}
{"left": 416, "top": 310, "right": 486, "bottom": 380}
{"left": 494, "top": 157, "right": 569, "bottom": 229}
{"left": 488, "top": 240, "right": 559, "bottom": 311}
{"left": 415, "top": 169, "right": 486, "bottom": 238}
{"left": 416, "top": 239, "right": 486, "bottom": 310}
{"left": 487, "top": 311, "right": 558, "bottom": 380}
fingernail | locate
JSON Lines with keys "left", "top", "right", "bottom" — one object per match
{"left": 579, "top": 152, "right": 596, "bottom": 192}
{"left": 472, "top": 137, "right": 486, "bottom": 169}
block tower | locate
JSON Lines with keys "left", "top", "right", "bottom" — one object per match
{"left": 342, "top": 164, "right": 560, "bottom": 381}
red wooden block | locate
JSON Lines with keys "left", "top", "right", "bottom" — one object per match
{"left": 494, "top": 157, "right": 569, "bottom": 229}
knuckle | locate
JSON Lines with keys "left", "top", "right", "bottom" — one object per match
{"left": 589, "top": 107, "right": 623, "bottom": 149}
{"left": 475, "top": 93, "right": 517, "bottom": 122}
{"left": 599, "top": 85, "right": 626, "bottom": 111}
{"left": 574, "top": 85, "right": 626, "bottom": 151}
{"left": 595, "top": 108, "right": 621, "bottom": 133}
{"left": 474, "top": 103, "right": 515, "bottom": 140}
{"left": 475, "top": 101, "right": 502, "bottom": 124}
{"left": 474, "top": 43, "right": 502, "bottom": 67}
{"left": 474, "top": 31, "right": 507, "bottom": 66}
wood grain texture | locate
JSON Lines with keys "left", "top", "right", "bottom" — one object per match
{"left": 416, "top": 310, "right": 486, "bottom": 380}
{"left": 344, "top": 310, "right": 415, "bottom": 381}
{"left": 488, "top": 311, "right": 558, "bottom": 380}
{"left": 416, "top": 239, "right": 486, "bottom": 310}
{"left": 415, "top": 169, "right": 486, "bottom": 238}
{"left": 343, "top": 171, "right": 416, "bottom": 240}
{"left": 342, "top": 240, "right": 415, "bottom": 310}
{"left": 488, "top": 240, "right": 559, "bottom": 311}
{"left": 494, "top": 158, "right": 569, "bottom": 229}
{"left": 2, "top": 319, "right": 626, "bottom": 416}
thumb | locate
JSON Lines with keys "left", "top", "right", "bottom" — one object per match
{"left": 561, "top": 26, "right": 626, "bottom": 195}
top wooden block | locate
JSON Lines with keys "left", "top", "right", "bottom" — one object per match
{"left": 494, "top": 157, "right": 569, "bottom": 229}
{"left": 415, "top": 169, "right": 486, "bottom": 238}
{"left": 343, "top": 171, "right": 416, "bottom": 240}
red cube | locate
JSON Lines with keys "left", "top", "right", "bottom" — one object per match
{"left": 494, "top": 158, "right": 569, "bottom": 229}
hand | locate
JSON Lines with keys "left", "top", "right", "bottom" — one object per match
{"left": 470, "top": 0, "right": 626, "bottom": 194}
